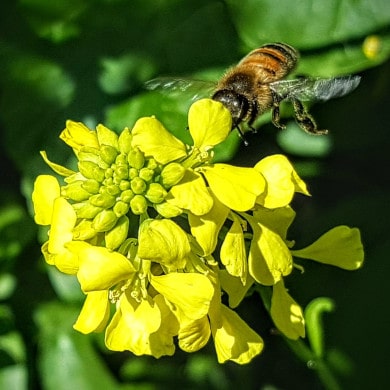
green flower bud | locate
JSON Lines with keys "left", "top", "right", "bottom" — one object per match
{"left": 118, "top": 128, "right": 132, "bottom": 154}
{"left": 92, "top": 209, "right": 118, "bottom": 232}
{"left": 127, "top": 148, "right": 145, "bottom": 169}
{"left": 154, "top": 201, "right": 183, "bottom": 218}
{"left": 119, "top": 180, "right": 131, "bottom": 191}
{"left": 73, "top": 219, "right": 97, "bottom": 240}
{"left": 81, "top": 179, "right": 101, "bottom": 194}
{"left": 129, "top": 168, "right": 138, "bottom": 179}
{"left": 105, "top": 167, "right": 114, "bottom": 179}
{"left": 147, "top": 158, "right": 158, "bottom": 171}
{"left": 100, "top": 144, "right": 119, "bottom": 165}
{"left": 139, "top": 167, "right": 154, "bottom": 182}
{"left": 130, "top": 195, "right": 148, "bottom": 215}
{"left": 115, "top": 153, "right": 128, "bottom": 166}
{"left": 115, "top": 165, "right": 129, "bottom": 180}
{"left": 113, "top": 200, "right": 130, "bottom": 217}
{"left": 121, "top": 189, "right": 134, "bottom": 203}
{"left": 160, "top": 163, "right": 186, "bottom": 188}
{"left": 78, "top": 161, "right": 105, "bottom": 182}
{"left": 106, "top": 184, "right": 121, "bottom": 196}
{"left": 89, "top": 193, "right": 116, "bottom": 208}
{"left": 145, "top": 183, "right": 167, "bottom": 204}
{"left": 131, "top": 177, "right": 147, "bottom": 194}
{"left": 61, "top": 181, "right": 91, "bottom": 202}
{"left": 105, "top": 215, "right": 129, "bottom": 250}
{"left": 73, "top": 202, "right": 103, "bottom": 219}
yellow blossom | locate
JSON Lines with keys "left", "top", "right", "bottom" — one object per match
{"left": 31, "top": 96, "right": 364, "bottom": 366}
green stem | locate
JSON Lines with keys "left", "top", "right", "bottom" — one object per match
{"left": 284, "top": 338, "right": 342, "bottom": 390}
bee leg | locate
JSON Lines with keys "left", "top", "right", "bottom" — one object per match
{"left": 271, "top": 104, "right": 286, "bottom": 129}
{"left": 291, "top": 98, "right": 328, "bottom": 135}
{"left": 247, "top": 118, "right": 258, "bottom": 134}
{"left": 233, "top": 122, "right": 249, "bottom": 146}
{"left": 270, "top": 92, "right": 286, "bottom": 129}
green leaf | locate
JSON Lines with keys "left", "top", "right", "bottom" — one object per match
{"left": 98, "top": 54, "right": 156, "bottom": 95}
{"left": 225, "top": 0, "right": 390, "bottom": 50}
{"left": 0, "top": 365, "right": 27, "bottom": 390}
{"left": 20, "top": 0, "right": 88, "bottom": 43}
{"left": 0, "top": 204, "right": 35, "bottom": 263}
{"left": 35, "top": 302, "right": 122, "bottom": 390}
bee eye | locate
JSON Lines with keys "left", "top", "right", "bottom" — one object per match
{"left": 212, "top": 90, "right": 249, "bottom": 124}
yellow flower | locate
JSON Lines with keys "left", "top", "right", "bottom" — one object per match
{"left": 31, "top": 96, "right": 364, "bottom": 366}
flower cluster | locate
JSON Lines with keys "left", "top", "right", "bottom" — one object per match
{"left": 32, "top": 99, "right": 364, "bottom": 364}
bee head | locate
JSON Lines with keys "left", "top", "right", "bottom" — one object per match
{"left": 212, "top": 89, "right": 249, "bottom": 126}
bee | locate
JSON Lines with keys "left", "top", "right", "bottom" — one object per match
{"left": 145, "top": 42, "right": 361, "bottom": 141}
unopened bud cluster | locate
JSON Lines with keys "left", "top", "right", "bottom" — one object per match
{"left": 60, "top": 132, "right": 186, "bottom": 249}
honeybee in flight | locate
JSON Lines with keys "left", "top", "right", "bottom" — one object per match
{"left": 146, "top": 42, "right": 361, "bottom": 141}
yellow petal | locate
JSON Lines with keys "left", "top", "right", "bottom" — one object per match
{"left": 252, "top": 206, "right": 296, "bottom": 240}
{"left": 291, "top": 226, "right": 364, "bottom": 270}
{"left": 105, "top": 294, "right": 164, "bottom": 355}
{"left": 201, "top": 164, "right": 265, "bottom": 211}
{"left": 178, "top": 316, "right": 211, "bottom": 353}
{"left": 73, "top": 290, "right": 110, "bottom": 334}
{"left": 255, "top": 154, "right": 309, "bottom": 209}
{"left": 270, "top": 280, "right": 305, "bottom": 340}
{"left": 211, "top": 304, "right": 264, "bottom": 364}
{"left": 42, "top": 241, "right": 79, "bottom": 274}
{"left": 96, "top": 124, "right": 119, "bottom": 148}
{"left": 131, "top": 117, "right": 187, "bottom": 164}
{"left": 48, "top": 197, "right": 77, "bottom": 254}
{"left": 247, "top": 215, "right": 293, "bottom": 286}
{"left": 189, "top": 194, "right": 229, "bottom": 255}
{"left": 60, "top": 120, "right": 99, "bottom": 150}
{"left": 40, "top": 151, "right": 76, "bottom": 177}
{"left": 32, "top": 175, "right": 61, "bottom": 225}
{"left": 188, "top": 99, "right": 232, "bottom": 149}
{"left": 77, "top": 245, "right": 135, "bottom": 292}
{"left": 137, "top": 219, "right": 190, "bottom": 271}
{"left": 219, "top": 270, "right": 254, "bottom": 309}
{"left": 220, "top": 214, "right": 247, "bottom": 283}
{"left": 166, "top": 170, "right": 214, "bottom": 216}
{"left": 150, "top": 273, "right": 214, "bottom": 320}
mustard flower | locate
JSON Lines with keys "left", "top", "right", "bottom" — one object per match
{"left": 32, "top": 98, "right": 364, "bottom": 365}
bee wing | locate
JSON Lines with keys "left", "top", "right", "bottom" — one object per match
{"left": 144, "top": 77, "right": 216, "bottom": 101}
{"left": 269, "top": 75, "right": 361, "bottom": 102}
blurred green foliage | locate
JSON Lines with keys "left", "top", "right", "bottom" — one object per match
{"left": 0, "top": 0, "right": 389, "bottom": 388}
